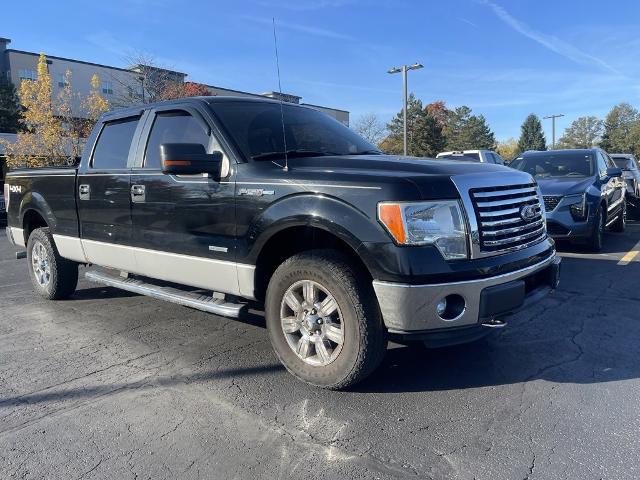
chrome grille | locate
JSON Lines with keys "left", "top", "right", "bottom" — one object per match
{"left": 470, "top": 183, "right": 546, "bottom": 254}
{"left": 543, "top": 195, "right": 561, "bottom": 212}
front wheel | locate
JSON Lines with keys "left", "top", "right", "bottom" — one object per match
{"left": 610, "top": 201, "right": 626, "bottom": 233}
{"left": 27, "top": 227, "right": 78, "bottom": 300}
{"left": 587, "top": 205, "right": 605, "bottom": 252}
{"left": 265, "top": 250, "right": 387, "bottom": 389}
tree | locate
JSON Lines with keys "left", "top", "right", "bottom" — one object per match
{"left": 352, "top": 112, "right": 386, "bottom": 145}
{"left": 443, "top": 106, "right": 495, "bottom": 150}
{"left": 556, "top": 116, "right": 603, "bottom": 149}
{"left": 496, "top": 137, "right": 519, "bottom": 162}
{"left": 380, "top": 93, "right": 446, "bottom": 157}
{"left": 425, "top": 100, "right": 450, "bottom": 127}
{"left": 0, "top": 80, "right": 24, "bottom": 133}
{"left": 599, "top": 103, "right": 639, "bottom": 153}
{"left": 517, "top": 114, "right": 546, "bottom": 152}
{"left": 159, "top": 81, "right": 212, "bottom": 101}
{"left": 0, "top": 53, "right": 69, "bottom": 167}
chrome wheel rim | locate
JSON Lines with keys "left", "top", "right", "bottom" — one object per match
{"left": 31, "top": 241, "right": 51, "bottom": 287}
{"left": 280, "top": 279, "right": 344, "bottom": 366}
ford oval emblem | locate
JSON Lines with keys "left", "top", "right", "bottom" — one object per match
{"left": 520, "top": 205, "right": 538, "bottom": 222}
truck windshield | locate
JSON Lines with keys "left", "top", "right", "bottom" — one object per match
{"left": 438, "top": 154, "right": 480, "bottom": 162}
{"left": 211, "top": 101, "right": 380, "bottom": 161}
{"left": 510, "top": 153, "right": 594, "bottom": 178}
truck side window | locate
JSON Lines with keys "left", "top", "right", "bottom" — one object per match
{"left": 91, "top": 117, "right": 139, "bottom": 169}
{"left": 144, "top": 111, "right": 210, "bottom": 169}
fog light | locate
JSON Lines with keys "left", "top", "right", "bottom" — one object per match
{"left": 436, "top": 294, "right": 466, "bottom": 321}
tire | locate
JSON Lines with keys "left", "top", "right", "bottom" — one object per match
{"left": 587, "top": 205, "right": 605, "bottom": 252}
{"left": 27, "top": 227, "right": 78, "bottom": 300}
{"left": 265, "top": 250, "right": 387, "bottom": 389}
{"left": 610, "top": 201, "right": 626, "bottom": 233}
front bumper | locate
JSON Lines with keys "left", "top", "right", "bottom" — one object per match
{"left": 372, "top": 252, "right": 560, "bottom": 336}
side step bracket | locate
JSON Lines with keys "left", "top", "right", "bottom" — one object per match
{"left": 85, "top": 270, "right": 247, "bottom": 318}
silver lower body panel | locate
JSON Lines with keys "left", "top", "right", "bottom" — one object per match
{"left": 372, "top": 253, "right": 559, "bottom": 333}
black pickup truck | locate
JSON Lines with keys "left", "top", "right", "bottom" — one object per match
{"left": 4, "top": 97, "right": 560, "bottom": 389}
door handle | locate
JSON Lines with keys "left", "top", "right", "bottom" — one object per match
{"left": 131, "top": 184, "right": 146, "bottom": 203}
{"left": 79, "top": 184, "right": 90, "bottom": 200}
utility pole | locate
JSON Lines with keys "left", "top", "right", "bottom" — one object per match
{"left": 543, "top": 114, "right": 564, "bottom": 149}
{"left": 388, "top": 63, "right": 423, "bottom": 156}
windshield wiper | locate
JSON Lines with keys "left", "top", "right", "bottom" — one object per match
{"left": 251, "top": 150, "right": 337, "bottom": 161}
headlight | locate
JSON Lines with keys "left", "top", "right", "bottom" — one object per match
{"left": 563, "top": 193, "right": 587, "bottom": 221}
{"left": 378, "top": 200, "right": 468, "bottom": 259}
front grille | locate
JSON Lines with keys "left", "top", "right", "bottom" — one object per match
{"left": 470, "top": 183, "right": 546, "bottom": 254}
{"left": 546, "top": 221, "right": 570, "bottom": 236}
{"left": 543, "top": 195, "right": 561, "bottom": 212}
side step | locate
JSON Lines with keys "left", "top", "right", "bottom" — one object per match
{"left": 85, "top": 270, "right": 247, "bottom": 318}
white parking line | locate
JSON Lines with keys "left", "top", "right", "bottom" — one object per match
{"left": 618, "top": 240, "right": 640, "bottom": 265}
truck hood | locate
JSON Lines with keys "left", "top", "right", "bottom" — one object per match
{"left": 536, "top": 176, "right": 594, "bottom": 196}
{"left": 283, "top": 154, "right": 518, "bottom": 199}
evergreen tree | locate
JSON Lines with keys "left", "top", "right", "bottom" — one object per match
{"left": 599, "top": 103, "right": 639, "bottom": 153}
{"left": 444, "top": 106, "right": 495, "bottom": 150}
{"left": 0, "top": 80, "right": 23, "bottom": 133}
{"left": 517, "top": 114, "right": 546, "bottom": 153}
{"left": 556, "top": 116, "right": 603, "bottom": 149}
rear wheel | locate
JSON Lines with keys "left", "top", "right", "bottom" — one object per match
{"left": 27, "top": 227, "right": 78, "bottom": 300}
{"left": 265, "top": 250, "right": 387, "bottom": 389}
{"left": 587, "top": 205, "right": 605, "bottom": 252}
{"left": 610, "top": 201, "right": 626, "bottom": 233}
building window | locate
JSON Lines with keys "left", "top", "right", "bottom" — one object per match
{"left": 18, "top": 69, "right": 37, "bottom": 81}
{"left": 56, "top": 72, "right": 70, "bottom": 88}
{"left": 101, "top": 81, "right": 113, "bottom": 95}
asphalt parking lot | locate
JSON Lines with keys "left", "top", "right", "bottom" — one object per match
{"left": 1, "top": 223, "right": 639, "bottom": 480}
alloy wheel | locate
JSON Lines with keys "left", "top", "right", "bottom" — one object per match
{"left": 31, "top": 241, "right": 51, "bottom": 287}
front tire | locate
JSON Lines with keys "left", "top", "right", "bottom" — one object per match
{"left": 27, "top": 227, "right": 78, "bottom": 300}
{"left": 587, "top": 205, "right": 605, "bottom": 252}
{"left": 265, "top": 250, "right": 387, "bottom": 389}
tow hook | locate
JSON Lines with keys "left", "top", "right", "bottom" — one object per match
{"left": 481, "top": 318, "right": 507, "bottom": 328}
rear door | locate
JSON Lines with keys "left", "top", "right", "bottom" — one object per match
{"left": 77, "top": 113, "right": 144, "bottom": 270}
{"left": 596, "top": 151, "right": 621, "bottom": 219}
{"left": 128, "top": 104, "right": 240, "bottom": 294}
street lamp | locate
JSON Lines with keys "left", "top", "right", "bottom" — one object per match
{"left": 543, "top": 114, "right": 565, "bottom": 149}
{"left": 388, "top": 63, "right": 423, "bottom": 156}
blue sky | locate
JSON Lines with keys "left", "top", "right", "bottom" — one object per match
{"left": 4, "top": 0, "right": 640, "bottom": 140}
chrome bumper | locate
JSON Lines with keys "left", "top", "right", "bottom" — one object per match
{"left": 372, "top": 253, "right": 560, "bottom": 333}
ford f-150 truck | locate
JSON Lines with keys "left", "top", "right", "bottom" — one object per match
{"left": 4, "top": 97, "right": 560, "bottom": 389}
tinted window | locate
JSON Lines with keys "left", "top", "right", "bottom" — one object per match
{"left": 144, "top": 111, "right": 210, "bottom": 169}
{"left": 92, "top": 117, "right": 139, "bottom": 169}
{"left": 211, "top": 102, "right": 377, "bottom": 161}
{"left": 485, "top": 153, "right": 496, "bottom": 163}
{"left": 438, "top": 153, "right": 480, "bottom": 162}
{"left": 511, "top": 152, "right": 594, "bottom": 178}
{"left": 596, "top": 152, "right": 608, "bottom": 176}
{"left": 612, "top": 158, "right": 634, "bottom": 170}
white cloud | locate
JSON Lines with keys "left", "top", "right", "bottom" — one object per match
{"left": 479, "top": 0, "right": 621, "bottom": 75}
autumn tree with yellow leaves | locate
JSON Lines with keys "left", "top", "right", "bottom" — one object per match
{"left": 1, "top": 54, "right": 110, "bottom": 168}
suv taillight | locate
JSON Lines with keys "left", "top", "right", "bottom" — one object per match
{"left": 3, "top": 183, "right": 9, "bottom": 212}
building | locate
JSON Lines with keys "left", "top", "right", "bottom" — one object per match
{"left": 0, "top": 37, "right": 349, "bottom": 126}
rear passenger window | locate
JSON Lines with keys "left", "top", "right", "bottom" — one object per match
{"left": 144, "top": 111, "right": 210, "bottom": 169}
{"left": 91, "top": 117, "right": 139, "bottom": 169}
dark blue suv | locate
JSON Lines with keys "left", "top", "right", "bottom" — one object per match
{"left": 511, "top": 149, "right": 626, "bottom": 251}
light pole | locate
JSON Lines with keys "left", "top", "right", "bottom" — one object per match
{"left": 388, "top": 63, "right": 423, "bottom": 156}
{"left": 543, "top": 114, "right": 564, "bottom": 149}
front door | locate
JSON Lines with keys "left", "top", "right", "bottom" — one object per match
{"left": 129, "top": 105, "right": 240, "bottom": 294}
{"left": 77, "top": 114, "right": 143, "bottom": 270}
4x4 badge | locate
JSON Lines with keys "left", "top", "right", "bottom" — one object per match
{"left": 520, "top": 204, "right": 538, "bottom": 221}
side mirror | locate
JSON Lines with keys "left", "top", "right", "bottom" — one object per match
{"left": 160, "top": 143, "right": 222, "bottom": 177}
{"left": 605, "top": 167, "right": 623, "bottom": 178}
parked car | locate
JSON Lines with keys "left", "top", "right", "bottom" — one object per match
{"left": 510, "top": 149, "right": 626, "bottom": 251}
{"left": 436, "top": 150, "right": 505, "bottom": 165}
{"left": 4, "top": 96, "right": 560, "bottom": 389}
{"left": 609, "top": 153, "right": 640, "bottom": 212}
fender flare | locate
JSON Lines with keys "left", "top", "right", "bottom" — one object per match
{"left": 19, "top": 191, "right": 57, "bottom": 232}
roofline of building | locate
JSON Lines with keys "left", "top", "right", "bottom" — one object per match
{"left": 5, "top": 49, "right": 187, "bottom": 76}
{"left": 300, "top": 102, "right": 349, "bottom": 114}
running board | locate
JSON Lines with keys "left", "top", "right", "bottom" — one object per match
{"left": 85, "top": 270, "right": 247, "bottom": 318}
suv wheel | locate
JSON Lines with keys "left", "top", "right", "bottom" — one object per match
{"left": 610, "top": 201, "right": 626, "bottom": 233}
{"left": 27, "top": 227, "right": 79, "bottom": 300}
{"left": 265, "top": 250, "right": 387, "bottom": 389}
{"left": 587, "top": 205, "right": 605, "bottom": 252}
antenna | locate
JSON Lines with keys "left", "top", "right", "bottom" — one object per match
{"left": 272, "top": 17, "right": 289, "bottom": 171}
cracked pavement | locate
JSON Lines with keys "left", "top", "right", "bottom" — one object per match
{"left": 1, "top": 222, "right": 639, "bottom": 479}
